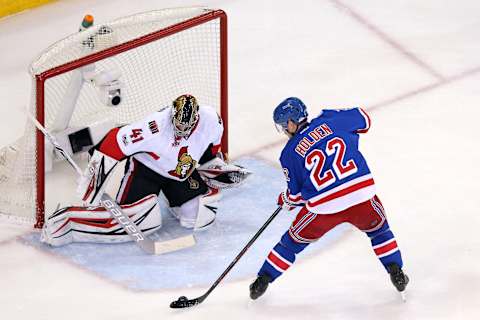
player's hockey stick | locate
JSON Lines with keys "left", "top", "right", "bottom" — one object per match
{"left": 26, "top": 111, "right": 196, "bottom": 255}
{"left": 170, "top": 205, "right": 283, "bottom": 308}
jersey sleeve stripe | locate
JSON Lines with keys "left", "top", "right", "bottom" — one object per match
{"left": 287, "top": 192, "right": 305, "bottom": 204}
{"left": 146, "top": 151, "right": 160, "bottom": 160}
{"left": 356, "top": 108, "right": 371, "bottom": 133}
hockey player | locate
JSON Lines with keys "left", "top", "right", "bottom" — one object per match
{"left": 249, "top": 97, "right": 409, "bottom": 300}
{"left": 41, "top": 94, "right": 249, "bottom": 246}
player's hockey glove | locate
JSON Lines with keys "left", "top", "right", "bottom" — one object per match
{"left": 277, "top": 190, "right": 303, "bottom": 211}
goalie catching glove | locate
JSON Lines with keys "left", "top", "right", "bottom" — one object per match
{"left": 77, "top": 149, "right": 119, "bottom": 206}
{"left": 197, "top": 157, "right": 252, "bottom": 189}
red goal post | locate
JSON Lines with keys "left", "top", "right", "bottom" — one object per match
{"left": 0, "top": 7, "right": 228, "bottom": 227}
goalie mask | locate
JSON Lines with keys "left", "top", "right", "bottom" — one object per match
{"left": 172, "top": 94, "right": 199, "bottom": 138}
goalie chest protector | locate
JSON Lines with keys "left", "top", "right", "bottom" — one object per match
{"left": 116, "top": 105, "right": 223, "bottom": 182}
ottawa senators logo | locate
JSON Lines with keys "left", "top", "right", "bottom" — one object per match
{"left": 188, "top": 177, "right": 200, "bottom": 189}
{"left": 168, "top": 146, "right": 197, "bottom": 179}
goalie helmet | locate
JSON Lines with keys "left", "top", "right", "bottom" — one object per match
{"left": 273, "top": 97, "right": 308, "bottom": 134}
{"left": 172, "top": 94, "right": 199, "bottom": 138}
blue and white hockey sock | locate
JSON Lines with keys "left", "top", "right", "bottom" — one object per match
{"left": 367, "top": 221, "right": 403, "bottom": 272}
{"left": 258, "top": 232, "right": 308, "bottom": 282}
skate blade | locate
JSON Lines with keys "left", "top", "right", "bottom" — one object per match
{"left": 400, "top": 291, "right": 407, "bottom": 302}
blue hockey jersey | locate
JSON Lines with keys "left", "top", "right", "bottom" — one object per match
{"left": 280, "top": 108, "right": 376, "bottom": 214}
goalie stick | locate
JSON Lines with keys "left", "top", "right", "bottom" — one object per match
{"left": 27, "top": 111, "right": 195, "bottom": 255}
{"left": 170, "top": 206, "right": 282, "bottom": 308}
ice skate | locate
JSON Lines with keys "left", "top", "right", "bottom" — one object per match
{"left": 388, "top": 263, "right": 409, "bottom": 301}
{"left": 249, "top": 274, "right": 271, "bottom": 300}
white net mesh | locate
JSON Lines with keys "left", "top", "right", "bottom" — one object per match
{"left": 0, "top": 7, "right": 225, "bottom": 225}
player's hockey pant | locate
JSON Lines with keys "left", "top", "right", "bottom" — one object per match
{"left": 258, "top": 195, "right": 403, "bottom": 282}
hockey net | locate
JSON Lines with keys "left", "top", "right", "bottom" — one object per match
{"left": 0, "top": 7, "right": 228, "bottom": 227}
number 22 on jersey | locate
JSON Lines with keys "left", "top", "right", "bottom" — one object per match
{"left": 305, "top": 137, "right": 358, "bottom": 191}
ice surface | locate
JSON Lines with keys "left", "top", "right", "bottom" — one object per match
{"left": 21, "top": 157, "right": 348, "bottom": 290}
{"left": 1, "top": 0, "right": 480, "bottom": 319}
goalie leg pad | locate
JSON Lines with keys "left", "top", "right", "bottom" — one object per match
{"left": 170, "top": 196, "right": 216, "bottom": 230}
{"left": 201, "top": 186, "right": 222, "bottom": 204}
{"left": 41, "top": 194, "right": 161, "bottom": 247}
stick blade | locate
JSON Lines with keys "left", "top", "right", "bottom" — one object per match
{"left": 154, "top": 235, "right": 196, "bottom": 255}
{"left": 170, "top": 296, "right": 201, "bottom": 309}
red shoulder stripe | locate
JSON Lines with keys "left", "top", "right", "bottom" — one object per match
{"left": 356, "top": 108, "right": 371, "bottom": 134}
{"left": 98, "top": 127, "right": 126, "bottom": 160}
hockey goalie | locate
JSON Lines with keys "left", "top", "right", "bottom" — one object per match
{"left": 41, "top": 94, "right": 251, "bottom": 247}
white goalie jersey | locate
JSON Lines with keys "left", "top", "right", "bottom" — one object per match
{"left": 116, "top": 105, "right": 223, "bottom": 181}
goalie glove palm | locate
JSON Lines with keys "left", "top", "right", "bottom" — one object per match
{"left": 76, "top": 149, "right": 118, "bottom": 206}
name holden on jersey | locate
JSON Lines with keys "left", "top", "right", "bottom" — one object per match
{"left": 295, "top": 123, "right": 333, "bottom": 157}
